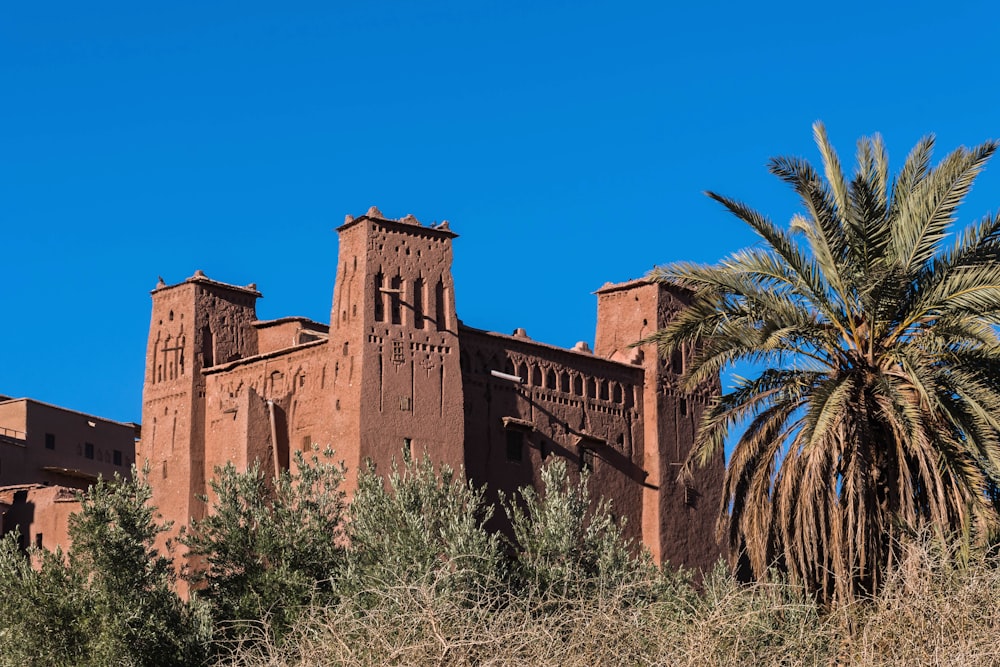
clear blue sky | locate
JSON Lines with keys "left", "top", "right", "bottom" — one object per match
{"left": 3, "top": 1, "right": 1000, "bottom": 424}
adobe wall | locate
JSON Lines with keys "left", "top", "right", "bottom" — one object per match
{"left": 201, "top": 340, "right": 331, "bottom": 487}
{"left": 0, "top": 484, "right": 79, "bottom": 557}
{"left": 460, "top": 326, "right": 646, "bottom": 545}
{"left": 254, "top": 317, "right": 329, "bottom": 356}
{"left": 142, "top": 274, "right": 261, "bottom": 540}
{"left": 595, "top": 279, "right": 724, "bottom": 569}
{"left": 329, "top": 211, "right": 465, "bottom": 487}
{"left": 0, "top": 399, "right": 135, "bottom": 489}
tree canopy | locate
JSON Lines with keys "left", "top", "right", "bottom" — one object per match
{"left": 645, "top": 123, "right": 1000, "bottom": 602}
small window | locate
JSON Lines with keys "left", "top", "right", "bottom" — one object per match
{"left": 580, "top": 447, "right": 595, "bottom": 473}
{"left": 505, "top": 430, "right": 523, "bottom": 463}
{"left": 113, "top": 450, "right": 123, "bottom": 466}
{"left": 45, "top": 433, "right": 55, "bottom": 450}
{"left": 671, "top": 349, "right": 684, "bottom": 375}
{"left": 34, "top": 533, "right": 42, "bottom": 549}
{"left": 403, "top": 438, "right": 412, "bottom": 456}
{"left": 84, "top": 442, "right": 94, "bottom": 460}
{"left": 679, "top": 398, "right": 688, "bottom": 417}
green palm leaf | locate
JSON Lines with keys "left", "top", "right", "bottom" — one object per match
{"left": 646, "top": 125, "right": 1000, "bottom": 604}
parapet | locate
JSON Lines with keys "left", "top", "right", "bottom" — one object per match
{"left": 151, "top": 269, "right": 262, "bottom": 298}
{"left": 337, "top": 206, "right": 458, "bottom": 239}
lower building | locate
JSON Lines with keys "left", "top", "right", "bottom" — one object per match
{"left": 0, "top": 398, "right": 138, "bottom": 552}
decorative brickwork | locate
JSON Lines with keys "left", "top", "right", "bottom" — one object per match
{"left": 140, "top": 208, "right": 725, "bottom": 570}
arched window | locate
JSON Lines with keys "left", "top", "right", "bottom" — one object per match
{"left": 517, "top": 362, "right": 528, "bottom": 383}
{"left": 560, "top": 371, "right": 570, "bottom": 393}
{"left": 546, "top": 368, "right": 556, "bottom": 389}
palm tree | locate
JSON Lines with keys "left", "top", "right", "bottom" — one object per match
{"left": 645, "top": 124, "right": 1000, "bottom": 602}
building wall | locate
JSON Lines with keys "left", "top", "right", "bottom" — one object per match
{"left": 135, "top": 208, "right": 725, "bottom": 571}
{"left": 0, "top": 484, "right": 78, "bottom": 558}
{"left": 0, "top": 398, "right": 136, "bottom": 490}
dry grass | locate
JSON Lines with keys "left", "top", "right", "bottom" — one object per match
{"left": 215, "top": 542, "right": 1000, "bottom": 666}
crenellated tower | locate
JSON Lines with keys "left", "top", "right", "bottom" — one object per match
{"left": 593, "top": 279, "right": 724, "bottom": 569}
{"left": 328, "top": 207, "right": 466, "bottom": 485}
{"left": 141, "top": 271, "right": 260, "bottom": 536}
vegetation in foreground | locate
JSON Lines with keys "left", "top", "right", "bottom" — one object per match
{"left": 3, "top": 453, "right": 1000, "bottom": 666}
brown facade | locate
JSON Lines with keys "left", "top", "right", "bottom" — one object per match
{"left": 0, "top": 398, "right": 137, "bottom": 489}
{"left": 139, "top": 207, "right": 725, "bottom": 570}
{"left": 0, "top": 399, "right": 137, "bottom": 554}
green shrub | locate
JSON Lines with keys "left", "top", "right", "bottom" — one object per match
{"left": 503, "top": 458, "right": 654, "bottom": 600}
{"left": 182, "top": 448, "right": 347, "bottom": 644}
{"left": 0, "top": 470, "right": 208, "bottom": 667}
{"left": 345, "top": 450, "right": 503, "bottom": 601}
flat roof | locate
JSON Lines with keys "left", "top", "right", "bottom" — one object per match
{"left": 0, "top": 397, "right": 138, "bottom": 430}
{"left": 151, "top": 270, "right": 262, "bottom": 298}
{"left": 252, "top": 316, "right": 329, "bottom": 332}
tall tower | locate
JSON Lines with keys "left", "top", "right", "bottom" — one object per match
{"left": 141, "top": 271, "right": 260, "bottom": 536}
{"left": 328, "top": 208, "right": 466, "bottom": 485}
{"left": 593, "top": 279, "right": 724, "bottom": 568}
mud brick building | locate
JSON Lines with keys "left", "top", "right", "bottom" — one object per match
{"left": 0, "top": 397, "right": 138, "bottom": 552}
{"left": 142, "top": 207, "right": 724, "bottom": 569}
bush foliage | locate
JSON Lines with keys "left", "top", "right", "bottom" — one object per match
{"left": 4, "top": 453, "right": 1000, "bottom": 665}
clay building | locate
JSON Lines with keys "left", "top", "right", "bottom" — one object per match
{"left": 0, "top": 397, "right": 138, "bottom": 552}
{"left": 142, "top": 207, "right": 725, "bottom": 569}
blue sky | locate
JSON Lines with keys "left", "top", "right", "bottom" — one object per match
{"left": 3, "top": 1, "right": 1000, "bottom": 424}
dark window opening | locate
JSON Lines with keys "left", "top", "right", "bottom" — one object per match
{"left": 599, "top": 380, "right": 609, "bottom": 401}
{"left": 546, "top": 369, "right": 556, "bottom": 390}
{"left": 435, "top": 279, "right": 447, "bottom": 331}
{"left": 587, "top": 377, "right": 596, "bottom": 398}
{"left": 573, "top": 375, "right": 583, "bottom": 396}
{"left": 532, "top": 365, "right": 542, "bottom": 386}
{"left": 580, "top": 447, "right": 595, "bottom": 473}
{"left": 390, "top": 275, "right": 403, "bottom": 325}
{"left": 679, "top": 398, "right": 688, "bottom": 417}
{"left": 34, "top": 533, "right": 42, "bottom": 549}
{"left": 540, "top": 440, "right": 548, "bottom": 460}
{"left": 374, "top": 272, "right": 385, "bottom": 322}
{"left": 505, "top": 430, "right": 524, "bottom": 463}
{"left": 403, "top": 437, "right": 412, "bottom": 456}
{"left": 84, "top": 442, "right": 94, "bottom": 460}
{"left": 684, "top": 485, "right": 698, "bottom": 508}
{"left": 413, "top": 277, "right": 425, "bottom": 329}
{"left": 113, "top": 449, "right": 123, "bottom": 466}
{"left": 671, "top": 349, "right": 684, "bottom": 375}
{"left": 201, "top": 325, "right": 214, "bottom": 367}
{"left": 560, "top": 371, "right": 570, "bottom": 393}
{"left": 45, "top": 433, "right": 55, "bottom": 450}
